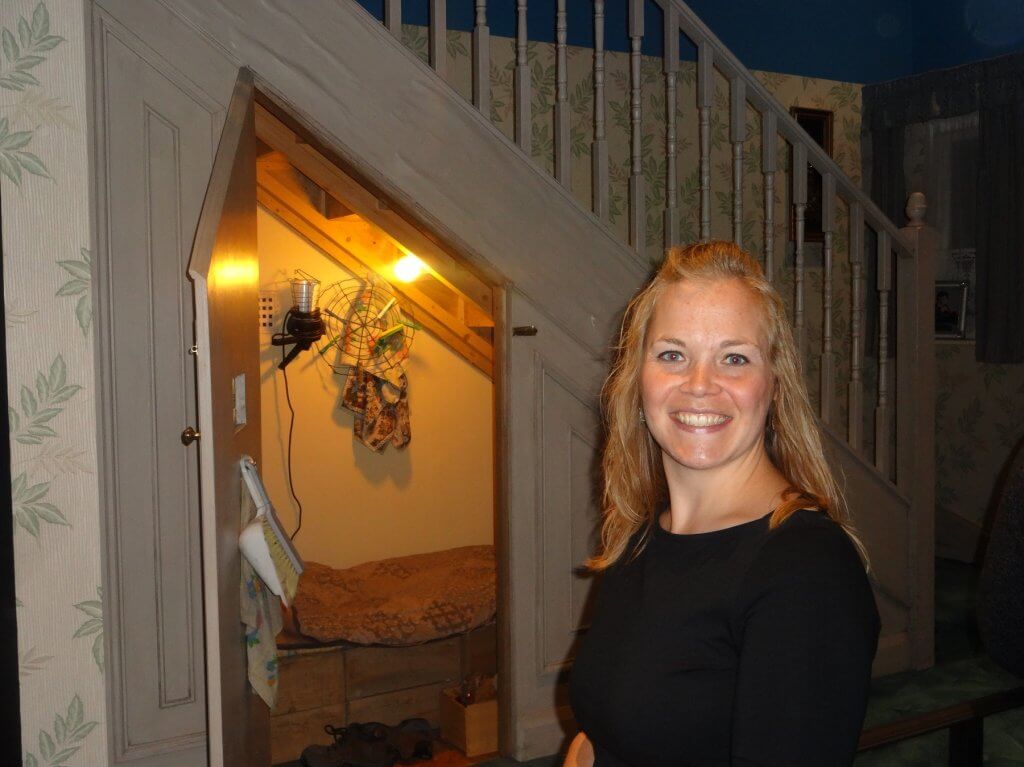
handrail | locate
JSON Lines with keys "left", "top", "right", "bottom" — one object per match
{"left": 654, "top": 0, "right": 912, "bottom": 256}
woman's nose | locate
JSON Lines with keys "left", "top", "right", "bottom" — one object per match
{"left": 683, "top": 360, "right": 715, "bottom": 395}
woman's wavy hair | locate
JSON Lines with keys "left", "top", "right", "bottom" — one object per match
{"left": 588, "top": 240, "right": 858, "bottom": 570}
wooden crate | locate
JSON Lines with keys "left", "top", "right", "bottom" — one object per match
{"left": 439, "top": 685, "right": 498, "bottom": 757}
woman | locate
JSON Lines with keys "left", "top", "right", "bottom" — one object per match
{"left": 566, "top": 241, "right": 880, "bottom": 766}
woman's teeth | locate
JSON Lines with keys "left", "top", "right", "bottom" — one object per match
{"left": 673, "top": 412, "right": 730, "bottom": 427}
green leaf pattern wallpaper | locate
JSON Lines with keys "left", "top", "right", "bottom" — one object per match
{"left": 2, "top": 1, "right": 106, "bottom": 763}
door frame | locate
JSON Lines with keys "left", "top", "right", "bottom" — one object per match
{"left": 246, "top": 86, "right": 515, "bottom": 762}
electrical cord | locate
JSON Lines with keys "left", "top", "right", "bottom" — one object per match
{"left": 275, "top": 309, "right": 304, "bottom": 540}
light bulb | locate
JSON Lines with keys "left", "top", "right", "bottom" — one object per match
{"left": 394, "top": 254, "right": 424, "bottom": 283}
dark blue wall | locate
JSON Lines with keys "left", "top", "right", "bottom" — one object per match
{"left": 910, "top": 0, "right": 1024, "bottom": 74}
{"left": 355, "top": 0, "right": 1024, "bottom": 83}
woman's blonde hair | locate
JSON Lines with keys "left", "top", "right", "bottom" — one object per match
{"left": 588, "top": 240, "right": 854, "bottom": 570}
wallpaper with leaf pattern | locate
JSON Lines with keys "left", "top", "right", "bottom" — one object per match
{"left": 935, "top": 345, "right": 1024, "bottom": 528}
{"left": 2, "top": 1, "right": 106, "bottom": 764}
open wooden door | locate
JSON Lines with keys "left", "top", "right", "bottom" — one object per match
{"left": 501, "top": 290, "right": 606, "bottom": 760}
{"left": 187, "top": 68, "right": 269, "bottom": 766}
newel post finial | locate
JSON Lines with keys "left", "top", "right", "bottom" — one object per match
{"left": 906, "top": 191, "right": 927, "bottom": 228}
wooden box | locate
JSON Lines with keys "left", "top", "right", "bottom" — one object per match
{"left": 439, "top": 684, "right": 498, "bottom": 757}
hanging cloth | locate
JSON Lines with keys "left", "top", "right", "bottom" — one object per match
{"left": 341, "top": 366, "right": 411, "bottom": 451}
{"left": 238, "top": 482, "right": 283, "bottom": 708}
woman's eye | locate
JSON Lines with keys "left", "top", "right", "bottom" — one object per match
{"left": 724, "top": 353, "right": 749, "bottom": 365}
{"left": 657, "top": 350, "right": 683, "bottom": 362}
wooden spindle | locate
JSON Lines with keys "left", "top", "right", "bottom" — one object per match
{"left": 792, "top": 141, "right": 807, "bottom": 351}
{"left": 762, "top": 111, "right": 776, "bottom": 282}
{"left": 430, "top": 0, "right": 447, "bottom": 78}
{"left": 663, "top": 6, "right": 679, "bottom": 247}
{"left": 592, "top": 0, "right": 608, "bottom": 219}
{"left": 384, "top": 0, "right": 401, "bottom": 37}
{"left": 730, "top": 77, "right": 746, "bottom": 245}
{"left": 875, "top": 229, "right": 892, "bottom": 477}
{"left": 555, "top": 0, "right": 570, "bottom": 185}
{"left": 628, "top": 0, "right": 645, "bottom": 251}
{"left": 514, "top": 0, "right": 530, "bottom": 152}
{"left": 698, "top": 41, "right": 713, "bottom": 241}
{"left": 848, "top": 202, "right": 865, "bottom": 452}
{"left": 820, "top": 172, "right": 836, "bottom": 424}
{"left": 472, "top": 0, "right": 489, "bottom": 113}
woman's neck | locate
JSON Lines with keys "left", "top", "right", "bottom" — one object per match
{"left": 660, "top": 448, "right": 790, "bottom": 534}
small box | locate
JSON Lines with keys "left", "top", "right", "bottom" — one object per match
{"left": 439, "top": 681, "right": 498, "bottom": 757}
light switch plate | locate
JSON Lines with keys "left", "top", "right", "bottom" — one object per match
{"left": 233, "top": 373, "right": 246, "bottom": 427}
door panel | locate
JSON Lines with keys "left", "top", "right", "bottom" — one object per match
{"left": 93, "top": 8, "right": 226, "bottom": 762}
{"left": 188, "top": 69, "right": 268, "bottom": 767}
{"left": 503, "top": 290, "right": 606, "bottom": 760}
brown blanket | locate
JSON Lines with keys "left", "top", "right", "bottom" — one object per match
{"left": 292, "top": 545, "right": 496, "bottom": 646}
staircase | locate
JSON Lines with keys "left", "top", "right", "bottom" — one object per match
{"left": 160, "top": 0, "right": 934, "bottom": 750}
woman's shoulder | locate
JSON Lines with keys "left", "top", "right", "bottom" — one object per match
{"left": 751, "top": 509, "right": 867, "bottom": 582}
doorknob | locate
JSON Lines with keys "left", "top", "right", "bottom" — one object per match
{"left": 181, "top": 427, "right": 201, "bottom": 446}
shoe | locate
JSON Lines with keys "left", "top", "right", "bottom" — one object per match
{"left": 386, "top": 718, "right": 433, "bottom": 761}
{"left": 300, "top": 744, "right": 343, "bottom": 767}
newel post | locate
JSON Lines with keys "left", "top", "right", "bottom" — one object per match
{"left": 897, "top": 191, "right": 937, "bottom": 669}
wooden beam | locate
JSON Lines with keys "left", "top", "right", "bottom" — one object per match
{"left": 323, "top": 195, "right": 355, "bottom": 221}
{"left": 254, "top": 104, "right": 494, "bottom": 318}
{"left": 257, "top": 173, "right": 493, "bottom": 378}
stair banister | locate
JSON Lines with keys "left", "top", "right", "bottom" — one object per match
{"left": 430, "top": 0, "right": 447, "bottom": 78}
{"left": 820, "top": 171, "right": 837, "bottom": 425}
{"left": 849, "top": 201, "right": 866, "bottom": 451}
{"left": 592, "top": 0, "right": 609, "bottom": 219}
{"left": 663, "top": 3, "right": 680, "bottom": 247}
{"left": 472, "top": 0, "right": 489, "bottom": 112}
{"left": 696, "top": 39, "right": 713, "bottom": 241}
{"left": 555, "top": 0, "right": 571, "bottom": 186}
{"left": 515, "top": 0, "right": 529, "bottom": 152}
{"left": 761, "top": 111, "right": 777, "bottom": 280}
{"left": 658, "top": 0, "right": 913, "bottom": 258}
{"left": 629, "top": 0, "right": 645, "bottom": 249}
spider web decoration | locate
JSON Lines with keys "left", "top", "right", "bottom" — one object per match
{"left": 316, "top": 276, "right": 417, "bottom": 376}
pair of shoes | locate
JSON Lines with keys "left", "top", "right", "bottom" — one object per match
{"left": 300, "top": 718, "right": 432, "bottom": 767}
{"left": 300, "top": 722, "right": 394, "bottom": 767}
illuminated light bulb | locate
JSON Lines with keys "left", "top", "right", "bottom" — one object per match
{"left": 394, "top": 254, "right": 424, "bottom": 283}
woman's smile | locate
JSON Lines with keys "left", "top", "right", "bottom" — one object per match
{"left": 670, "top": 410, "right": 732, "bottom": 429}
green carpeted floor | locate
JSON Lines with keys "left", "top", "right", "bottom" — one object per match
{"left": 477, "top": 558, "right": 1024, "bottom": 767}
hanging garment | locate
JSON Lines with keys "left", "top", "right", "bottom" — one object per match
{"left": 341, "top": 366, "right": 411, "bottom": 451}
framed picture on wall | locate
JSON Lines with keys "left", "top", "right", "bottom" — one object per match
{"left": 935, "top": 281, "right": 969, "bottom": 339}
{"left": 790, "top": 107, "right": 834, "bottom": 243}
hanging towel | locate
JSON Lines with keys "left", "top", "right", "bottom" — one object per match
{"left": 239, "top": 483, "right": 283, "bottom": 709}
{"left": 341, "top": 366, "right": 411, "bottom": 451}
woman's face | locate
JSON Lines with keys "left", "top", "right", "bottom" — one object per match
{"left": 640, "top": 277, "right": 775, "bottom": 477}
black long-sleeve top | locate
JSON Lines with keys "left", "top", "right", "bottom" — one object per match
{"left": 569, "top": 509, "right": 880, "bottom": 766}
